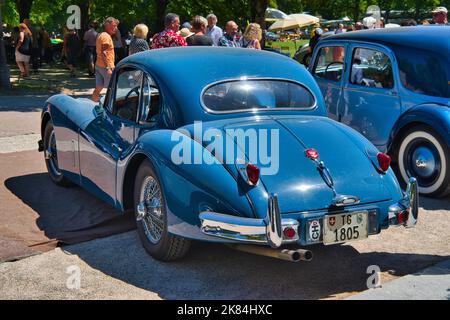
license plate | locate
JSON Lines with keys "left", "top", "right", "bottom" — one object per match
{"left": 323, "top": 211, "right": 368, "bottom": 245}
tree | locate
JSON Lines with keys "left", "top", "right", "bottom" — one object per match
{"left": 15, "top": 0, "right": 33, "bottom": 22}
{"left": 155, "top": 0, "right": 170, "bottom": 31}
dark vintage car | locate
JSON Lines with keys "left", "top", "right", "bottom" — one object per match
{"left": 309, "top": 26, "right": 450, "bottom": 197}
{"left": 38, "top": 47, "right": 418, "bottom": 262}
{"left": 293, "top": 31, "right": 334, "bottom": 66}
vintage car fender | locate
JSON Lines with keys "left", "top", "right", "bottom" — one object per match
{"left": 388, "top": 103, "right": 450, "bottom": 152}
{"left": 326, "top": 120, "right": 404, "bottom": 200}
{"left": 117, "top": 130, "right": 267, "bottom": 241}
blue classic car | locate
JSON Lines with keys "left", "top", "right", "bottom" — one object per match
{"left": 38, "top": 47, "right": 418, "bottom": 262}
{"left": 309, "top": 26, "right": 450, "bottom": 197}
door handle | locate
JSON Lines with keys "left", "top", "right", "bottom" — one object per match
{"left": 111, "top": 143, "right": 123, "bottom": 153}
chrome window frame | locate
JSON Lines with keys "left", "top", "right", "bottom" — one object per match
{"left": 200, "top": 77, "right": 318, "bottom": 115}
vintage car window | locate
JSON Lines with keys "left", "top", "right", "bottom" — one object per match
{"left": 202, "top": 80, "right": 315, "bottom": 113}
{"left": 139, "top": 75, "right": 161, "bottom": 124}
{"left": 112, "top": 68, "right": 144, "bottom": 122}
{"left": 391, "top": 45, "right": 450, "bottom": 98}
{"left": 313, "top": 46, "right": 345, "bottom": 82}
{"left": 350, "top": 48, "right": 394, "bottom": 89}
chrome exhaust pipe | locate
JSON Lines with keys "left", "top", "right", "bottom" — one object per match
{"left": 229, "top": 244, "right": 313, "bottom": 263}
{"left": 294, "top": 249, "right": 313, "bottom": 261}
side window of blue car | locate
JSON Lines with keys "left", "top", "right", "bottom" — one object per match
{"left": 139, "top": 74, "right": 161, "bottom": 124}
{"left": 350, "top": 48, "right": 394, "bottom": 89}
{"left": 313, "top": 46, "right": 345, "bottom": 82}
{"left": 112, "top": 68, "right": 144, "bottom": 122}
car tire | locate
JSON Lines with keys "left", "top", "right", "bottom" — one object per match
{"left": 134, "top": 159, "right": 191, "bottom": 261}
{"left": 43, "top": 121, "right": 72, "bottom": 186}
{"left": 396, "top": 125, "right": 450, "bottom": 197}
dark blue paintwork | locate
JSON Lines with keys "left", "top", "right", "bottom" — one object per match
{"left": 41, "top": 47, "right": 405, "bottom": 244}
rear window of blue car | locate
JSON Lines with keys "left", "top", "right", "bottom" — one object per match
{"left": 392, "top": 45, "right": 450, "bottom": 98}
{"left": 202, "top": 79, "right": 316, "bottom": 113}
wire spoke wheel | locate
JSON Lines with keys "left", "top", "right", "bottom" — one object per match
{"left": 139, "top": 176, "right": 165, "bottom": 244}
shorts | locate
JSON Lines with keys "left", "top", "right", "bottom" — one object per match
{"left": 15, "top": 50, "right": 30, "bottom": 63}
{"left": 95, "top": 66, "right": 112, "bottom": 88}
{"left": 85, "top": 46, "right": 96, "bottom": 65}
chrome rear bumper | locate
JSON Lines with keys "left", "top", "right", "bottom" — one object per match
{"left": 200, "top": 194, "right": 294, "bottom": 249}
{"left": 200, "top": 178, "right": 419, "bottom": 248}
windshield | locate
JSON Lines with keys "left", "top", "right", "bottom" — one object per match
{"left": 202, "top": 79, "right": 316, "bottom": 113}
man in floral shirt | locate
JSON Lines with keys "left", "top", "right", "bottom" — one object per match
{"left": 151, "top": 13, "right": 187, "bottom": 49}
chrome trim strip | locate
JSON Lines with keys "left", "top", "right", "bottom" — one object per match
{"left": 405, "top": 177, "right": 419, "bottom": 228}
{"left": 200, "top": 77, "right": 319, "bottom": 115}
{"left": 267, "top": 194, "right": 283, "bottom": 248}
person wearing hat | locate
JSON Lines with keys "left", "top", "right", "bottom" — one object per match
{"left": 179, "top": 28, "right": 194, "bottom": 40}
{"left": 432, "top": 7, "right": 449, "bottom": 25}
{"left": 363, "top": 16, "right": 377, "bottom": 29}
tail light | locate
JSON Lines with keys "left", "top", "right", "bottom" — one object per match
{"left": 283, "top": 227, "right": 296, "bottom": 239}
{"left": 397, "top": 210, "right": 409, "bottom": 225}
{"left": 246, "top": 164, "right": 260, "bottom": 186}
{"left": 305, "top": 148, "right": 319, "bottom": 161}
{"left": 377, "top": 152, "right": 391, "bottom": 173}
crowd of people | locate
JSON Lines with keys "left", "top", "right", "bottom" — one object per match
{"left": 10, "top": 12, "right": 263, "bottom": 96}
{"left": 308, "top": 6, "right": 449, "bottom": 54}
{"left": 87, "top": 13, "right": 264, "bottom": 101}
{"left": 9, "top": 5, "right": 449, "bottom": 98}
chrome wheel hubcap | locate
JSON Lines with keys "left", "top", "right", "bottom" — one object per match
{"left": 138, "top": 176, "right": 164, "bottom": 244}
{"left": 412, "top": 147, "right": 436, "bottom": 177}
{"left": 404, "top": 139, "right": 441, "bottom": 188}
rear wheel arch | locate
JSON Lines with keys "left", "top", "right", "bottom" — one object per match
{"left": 122, "top": 153, "right": 150, "bottom": 212}
{"left": 389, "top": 121, "right": 425, "bottom": 159}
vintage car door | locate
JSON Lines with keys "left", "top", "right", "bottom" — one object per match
{"left": 338, "top": 43, "right": 401, "bottom": 150}
{"left": 310, "top": 42, "right": 348, "bottom": 121}
{"left": 78, "top": 66, "right": 145, "bottom": 206}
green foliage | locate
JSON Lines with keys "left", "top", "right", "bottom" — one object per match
{"left": 2, "top": 0, "right": 20, "bottom": 26}
{"left": 6, "top": 0, "right": 444, "bottom": 32}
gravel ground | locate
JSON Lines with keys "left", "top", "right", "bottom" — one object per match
{"left": 0, "top": 194, "right": 448, "bottom": 300}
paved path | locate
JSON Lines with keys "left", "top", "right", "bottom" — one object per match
{"left": 348, "top": 259, "right": 450, "bottom": 300}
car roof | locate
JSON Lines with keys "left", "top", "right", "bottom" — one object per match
{"left": 322, "top": 26, "right": 450, "bottom": 53}
{"left": 122, "top": 46, "right": 312, "bottom": 84}
{"left": 119, "top": 47, "right": 325, "bottom": 123}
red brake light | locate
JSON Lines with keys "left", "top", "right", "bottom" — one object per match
{"left": 305, "top": 148, "right": 319, "bottom": 160}
{"left": 283, "top": 227, "right": 296, "bottom": 239}
{"left": 397, "top": 210, "right": 409, "bottom": 225}
{"left": 377, "top": 153, "right": 391, "bottom": 172}
{"left": 246, "top": 164, "right": 260, "bottom": 185}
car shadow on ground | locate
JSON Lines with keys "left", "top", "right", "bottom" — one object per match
{"left": 4, "top": 172, "right": 450, "bottom": 299}
{"left": 4, "top": 173, "right": 135, "bottom": 244}
{"left": 420, "top": 195, "right": 450, "bottom": 211}
{"left": 62, "top": 231, "right": 448, "bottom": 300}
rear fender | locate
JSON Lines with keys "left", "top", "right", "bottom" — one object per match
{"left": 123, "top": 130, "right": 256, "bottom": 237}
{"left": 389, "top": 104, "right": 450, "bottom": 151}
